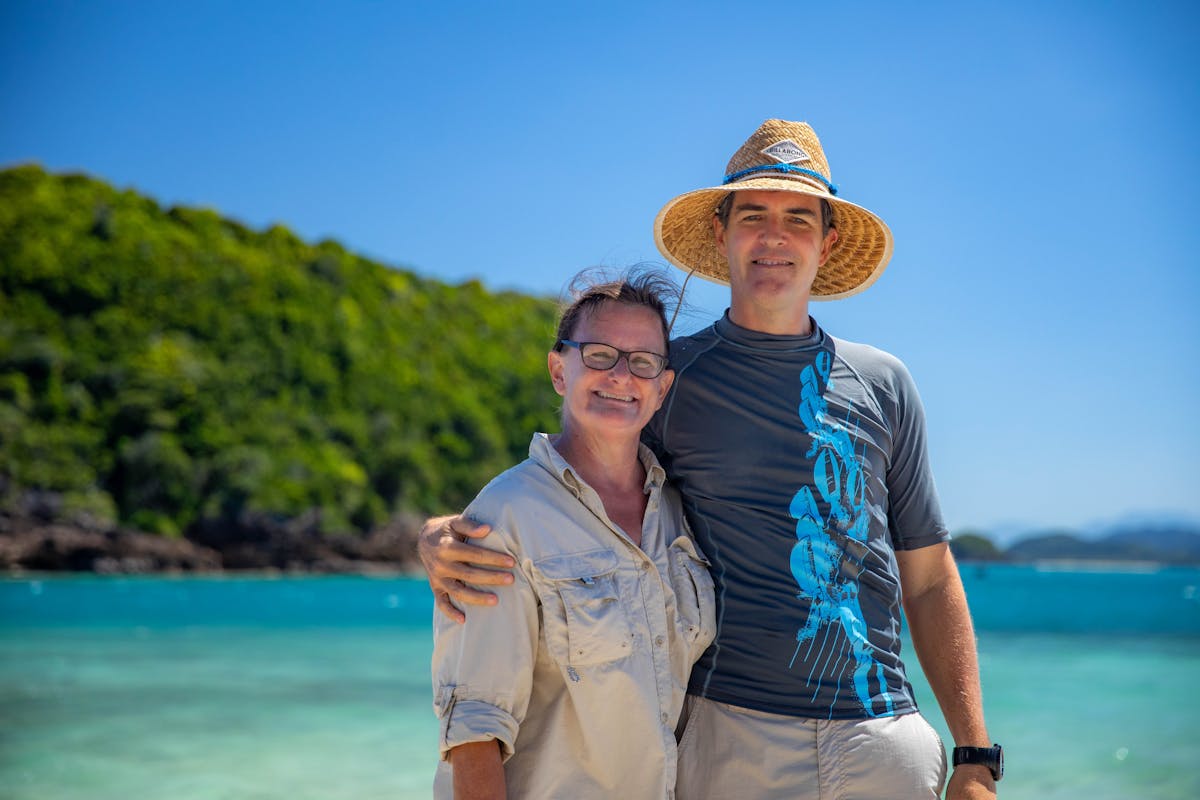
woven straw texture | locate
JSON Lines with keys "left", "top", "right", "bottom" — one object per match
{"left": 653, "top": 120, "right": 894, "bottom": 300}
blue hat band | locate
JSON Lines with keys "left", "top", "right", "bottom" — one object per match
{"left": 722, "top": 164, "right": 839, "bottom": 196}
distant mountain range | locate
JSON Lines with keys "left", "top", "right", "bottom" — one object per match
{"left": 952, "top": 521, "right": 1200, "bottom": 564}
{"left": 979, "top": 511, "right": 1200, "bottom": 548}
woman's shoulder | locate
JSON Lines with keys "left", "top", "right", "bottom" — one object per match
{"left": 466, "top": 458, "right": 560, "bottom": 516}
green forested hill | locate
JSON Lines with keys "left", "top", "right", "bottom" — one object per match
{"left": 0, "top": 165, "right": 561, "bottom": 538}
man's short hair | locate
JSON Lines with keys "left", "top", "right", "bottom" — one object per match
{"left": 714, "top": 191, "right": 834, "bottom": 236}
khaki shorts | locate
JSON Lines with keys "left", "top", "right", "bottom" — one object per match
{"left": 676, "top": 695, "right": 947, "bottom": 800}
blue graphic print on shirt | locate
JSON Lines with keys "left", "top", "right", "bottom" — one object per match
{"left": 787, "top": 351, "right": 893, "bottom": 717}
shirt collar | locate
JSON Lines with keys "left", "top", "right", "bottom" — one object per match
{"left": 528, "top": 432, "right": 666, "bottom": 496}
{"left": 713, "top": 310, "right": 825, "bottom": 352}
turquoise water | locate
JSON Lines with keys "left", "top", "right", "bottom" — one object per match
{"left": 2, "top": 565, "right": 1198, "bottom": 799}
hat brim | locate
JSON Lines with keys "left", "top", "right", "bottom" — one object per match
{"left": 653, "top": 177, "right": 894, "bottom": 300}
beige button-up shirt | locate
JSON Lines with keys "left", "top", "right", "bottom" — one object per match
{"left": 432, "top": 433, "right": 716, "bottom": 799}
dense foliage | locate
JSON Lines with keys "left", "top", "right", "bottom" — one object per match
{"left": 0, "top": 165, "right": 561, "bottom": 536}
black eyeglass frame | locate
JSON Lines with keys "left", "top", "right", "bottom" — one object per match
{"left": 555, "top": 339, "right": 669, "bottom": 379}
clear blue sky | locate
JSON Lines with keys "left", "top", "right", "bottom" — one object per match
{"left": 2, "top": 0, "right": 1197, "bottom": 539}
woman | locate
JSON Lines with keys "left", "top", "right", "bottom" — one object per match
{"left": 431, "top": 270, "right": 715, "bottom": 799}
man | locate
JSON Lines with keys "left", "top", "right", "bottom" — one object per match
{"left": 423, "top": 119, "right": 1000, "bottom": 799}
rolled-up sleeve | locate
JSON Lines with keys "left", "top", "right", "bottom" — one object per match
{"left": 431, "top": 526, "right": 539, "bottom": 762}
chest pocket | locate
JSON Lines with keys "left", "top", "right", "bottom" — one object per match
{"left": 534, "top": 549, "right": 632, "bottom": 666}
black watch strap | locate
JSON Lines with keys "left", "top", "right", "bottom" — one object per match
{"left": 952, "top": 744, "right": 1004, "bottom": 781}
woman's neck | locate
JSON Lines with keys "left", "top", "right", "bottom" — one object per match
{"left": 549, "top": 428, "right": 646, "bottom": 497}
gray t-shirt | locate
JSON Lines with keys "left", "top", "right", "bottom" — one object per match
{"left": 643, "top": 313, "right": 948, "bottom": 720}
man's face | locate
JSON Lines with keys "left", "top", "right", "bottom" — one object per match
{"left": 713, "top": 190, "right": 839, "bottom": 324}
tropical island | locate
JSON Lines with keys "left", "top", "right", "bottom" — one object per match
{"left": 0, "top": 166, "right": 564, "bottom": 573}
{"left": 2, "top": 166, "right": 1197, "bottom": 573}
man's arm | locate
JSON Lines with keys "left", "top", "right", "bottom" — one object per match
{"left": 448, "top": 740, "right": 505, "bottom": 800}
{"left": 897, "top": 542, "right": 997, "bottom": 800}
{"left": 419, "top": 515, "right": 515, "bottom": 622}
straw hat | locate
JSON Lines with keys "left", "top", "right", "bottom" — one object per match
{"left": 653, "top": 119, "right": 893, "bottom": 300}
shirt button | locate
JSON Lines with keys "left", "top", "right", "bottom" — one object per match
{"left": 655, "top": 636, "right": 664, "bottom": 647}
{"left": 661, "top": 712, "right": 669, "bottom": 724}
{"left": 640, "top": 562, "right": 650, "bottom": 571}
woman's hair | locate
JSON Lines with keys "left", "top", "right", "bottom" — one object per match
{"left": 554, "top": 266, "right": 681, "bottom": 354}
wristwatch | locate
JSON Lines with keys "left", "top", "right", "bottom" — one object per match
{"left": 952, "top": 744, "right": 1004, "bottom": 781}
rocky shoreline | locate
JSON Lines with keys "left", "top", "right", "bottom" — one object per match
{"left": 0, "top": 508, "right": 426, "bottom": 575}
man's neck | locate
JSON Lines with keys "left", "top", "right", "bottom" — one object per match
{"left": 729, "top": 301, "right": 813, "bottom": 336}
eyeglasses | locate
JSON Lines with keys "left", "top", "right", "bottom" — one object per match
{"left": 556, "top": 340, "right": 669, "bottom": 379}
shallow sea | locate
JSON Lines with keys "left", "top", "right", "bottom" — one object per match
{"left": 2, "top": 564, "right": 1198, "bottom": 799}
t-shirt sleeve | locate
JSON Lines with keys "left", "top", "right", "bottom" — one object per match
{"left": 883, "top": 359, "right": 950, "bottom": 550}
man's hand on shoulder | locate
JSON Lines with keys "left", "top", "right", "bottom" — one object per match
{"left": 419, "top": 514, "right": 515, "bottom": 623}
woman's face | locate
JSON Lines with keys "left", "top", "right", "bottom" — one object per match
{"left": 548, "top": 301, "right": 674, "bottom": 438}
